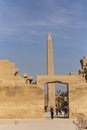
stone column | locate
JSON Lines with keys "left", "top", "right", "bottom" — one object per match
{"left": 47, "top": 33, "right": 55, "bottom": 110}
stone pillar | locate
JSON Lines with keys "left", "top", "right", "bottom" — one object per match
{"left": 47, "top": 33, "right": 55, "bottom": 110}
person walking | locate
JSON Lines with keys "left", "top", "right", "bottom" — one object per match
{"left": 50, "top": 106, "right": 54, "bottom": 119}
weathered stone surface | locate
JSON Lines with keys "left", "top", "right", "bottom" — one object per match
{"left": 79, "top": 56, "right": 87, "bottom": 82}
{"left": 0, "top": 85, "right": 44, "bottom": 118}
{"left": 0, "top": 60, "right": 44, "bottom": 119}
{"left": 37, "top": 57, "right": 87, "bottom": 118}
{"left": 0, "top": 34, "right": 87, "bottom": 119}
{"left": 47, "top": 33, "right": 55, "bottom": 109}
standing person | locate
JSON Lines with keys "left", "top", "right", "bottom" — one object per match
{"left": 64, "top": 105, "right": 68, "bottom": 118}
{"left": 58, "top": 105, "right": 61, "bottom": 116}
{"left": 50, "top": 106, "right": 54, "bottom": 119}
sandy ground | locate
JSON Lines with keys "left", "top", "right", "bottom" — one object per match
{"left": 0, "top": 118, "right": 77, "bottom": 130}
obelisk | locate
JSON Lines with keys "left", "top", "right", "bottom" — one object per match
{"left": 47, "top": 33, "right": 55, "bottom": 110}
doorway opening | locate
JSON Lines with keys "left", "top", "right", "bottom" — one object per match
{"left": 55, "top": 83, "right": 69, "bottom": 118}
{"left": 44, "top": 82, "right": 69, "bottom": 118}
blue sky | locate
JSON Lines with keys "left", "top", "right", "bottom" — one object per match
{"left": 0, "top": 0, "right": 87, "bottom": 82}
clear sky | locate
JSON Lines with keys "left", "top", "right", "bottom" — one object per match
{"left": 0, "top": 0, "right": 87, "bottom": 82}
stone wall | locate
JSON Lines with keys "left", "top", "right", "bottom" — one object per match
{"left": 0, "top": 58, "right": 87, "bottom": 118}
{"left": 69, "top": 79, "right": 87, "bottom": 117}
{"left": 0, "top": 60, "right": 44, "bottom": 118}
{"left": 0, "top": 85, "right": 44, "bottom": 118}
{"left": 37, "top": 72, "right": 87, "bottom": 118}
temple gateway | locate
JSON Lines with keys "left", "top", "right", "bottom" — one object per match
{"left": 0, "top": 33, "right": 87, "bottom": 118}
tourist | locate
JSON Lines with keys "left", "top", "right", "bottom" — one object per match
{"left": 58, "top": 105, "right": 62, "bottom": 115}
{"left": 64, "top": 105, "right": 68, "bottom": 118}
{"left": 50, "top": 106, "right": 54, "bottom": 119}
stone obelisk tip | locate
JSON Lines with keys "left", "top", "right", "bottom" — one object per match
{"left": 48, "top": 32, "right": 52, "bottom": 41}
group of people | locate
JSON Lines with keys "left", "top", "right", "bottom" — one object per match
{"left": 50, "top": 104, "right": 68, "bottom": 119}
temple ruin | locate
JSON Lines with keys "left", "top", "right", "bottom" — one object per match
{"left": 0, "top": 60, "right": 44, "bottom": 118}
{"left": 0, "top": 34, "right": 87, "bottom": 118}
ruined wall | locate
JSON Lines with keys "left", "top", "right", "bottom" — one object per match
{"left": 37, "top": 73, "right": 87, "bottom": 118}
{"left": 0, "top": 60, "right": 44, "bottom": 118}
{"left": 69, "top": 57, "right": 87, "bottom": 116}
{"left": 68, "top": 74, "right": 87, "bottom": 117}
{"left": 69, "top": 83, "right": 87, "bottom": 117}
{"left": 0, "top": 85, "right": 44, "bottom": 118}
{"left": 0, "top": 58, "right": 87, "bottom": 118}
